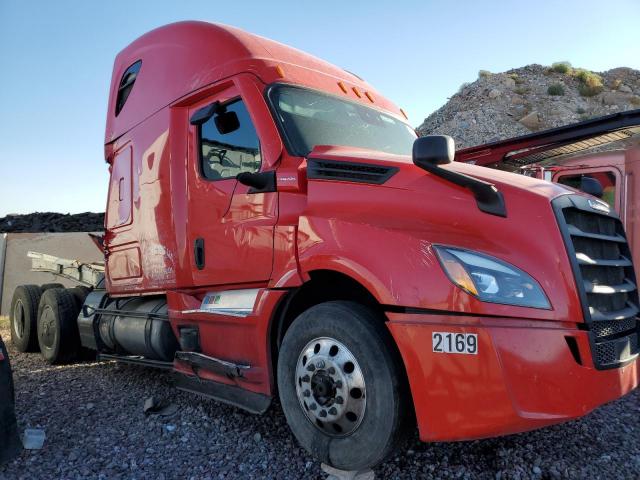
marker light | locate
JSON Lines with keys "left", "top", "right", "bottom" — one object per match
{"left": 364, "top": 91, "right": 374, "bottom": 103}
{"left": 352, "top": 86, "right": 362, "bottom": 98}
{"left": 434, "top": 246, "right": 551, "bottom": 309}
{"left": 337, "top": 81, "right": 348, "bottom": 93}
{"left": 436, "top": 249, "right": 478, "bottom": 296}
{"left": 275, "top": 65, "right": 285, "bottom": 78}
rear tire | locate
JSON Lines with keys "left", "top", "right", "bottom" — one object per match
{"left": 37, "top": 288, "right": 81, "bottom": 364}
{"left": 67, "top": 286, "right": 91, "bottom": 309}
{"left": 41, "top": 283, "right": 65, "bottom": 292}
{"left": 277, "top": 301, "right": 411, "bottom": 471}
{"left": 9, "top": 285, "right": 42, "bottom": 352}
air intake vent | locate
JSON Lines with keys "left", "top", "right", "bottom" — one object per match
{"left": 307, "top": 159, "right": 398, "bottom": 185}
{"left": 553, "top": 195, "right": 639, "bottom": 370}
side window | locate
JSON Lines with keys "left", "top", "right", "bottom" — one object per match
{"left": 199, "top": 99, "right": 261, "bottom": 180}
{"left": 557, "top": 171, "right": 617, "bottom": 208}
{"left": 115, "top": 60, "right": 142, "bottom": 116}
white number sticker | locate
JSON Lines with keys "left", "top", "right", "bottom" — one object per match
{"left": 432, "top": 332, "right": 478, "bottom": 355}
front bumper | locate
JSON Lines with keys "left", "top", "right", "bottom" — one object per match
{"left": 387, "top": 312, "right": 639, "bottom": 442}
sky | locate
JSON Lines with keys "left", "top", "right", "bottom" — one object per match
{"left": 1, "top": 0, "right": 639, "bottom": 215}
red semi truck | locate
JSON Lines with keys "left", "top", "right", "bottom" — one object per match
{"left": 9, "top": 22, "right": 640, "bottom": 470}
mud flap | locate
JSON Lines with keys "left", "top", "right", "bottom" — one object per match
{"left": 0, "top": 338, "right": 22, "bottom": 464}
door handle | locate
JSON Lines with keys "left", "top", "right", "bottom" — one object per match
{"left": 194, "top": 238, "right": 205, "bottom": 270}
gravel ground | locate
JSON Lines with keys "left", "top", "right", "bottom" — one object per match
{"left": 0, "top": 317, "right": 639, "bottom": 480}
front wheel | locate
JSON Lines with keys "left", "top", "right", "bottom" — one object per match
{"left": 277, "top": 301, "right": 412, "bottom": 471}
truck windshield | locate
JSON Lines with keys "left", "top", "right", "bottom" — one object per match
{"left": 268, "top": 85, "right": 416, "bottom": 157}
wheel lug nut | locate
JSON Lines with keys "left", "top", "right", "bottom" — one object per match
{"left": 309, "top": 403, "right": 317, "bottom": 410}
{"left": 316, "top": 360, "right": 325, "bottom": 369}
{"left": 303, "top": 390, "right": 311, "bottom": 397}
{"left": 328, "top": 407, "right": 337, "bottom": 415}
{"left": 335, "top": 396, "right": 344, "bottom": 404}
{"left": 302, "top": 375, "right": 310, "bottom": 382}
{"left": 328, "top": 367, "right": 336, "bottom": 375}
{"left": 335, "top": 380, "right": 343, "bottom": 388}
{"left": 307, "top": 364, "right": 315, "bottom": 372}
{"left": 319, "top": 410, "right": 327, "bottom": 417}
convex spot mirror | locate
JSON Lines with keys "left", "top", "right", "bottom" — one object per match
{"left": 580, "top": 175, "right": 604, "bottom": 198}
{"left": 189, "top": 101, "right": 240, "bottom": 135}
{"left": 214, "top": 110, "right": 240, "bottom": 135}
{"left": 413, "top": 135, "right": 455, "bottom": 168}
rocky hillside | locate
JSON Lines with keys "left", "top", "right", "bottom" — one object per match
{"left": 0, "top": 212, "right": 104, "bottom": 233}
{"left": 418, "top": 63, "right": 640, "bottom": 148}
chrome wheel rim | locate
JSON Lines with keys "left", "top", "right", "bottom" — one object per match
{"left": 13, "top": 300, "right": 25, "bottom": 339}
{"left": 295, "top": 337, "right": 366, "bottom": 436}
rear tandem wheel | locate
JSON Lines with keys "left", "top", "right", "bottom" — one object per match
{"left": 37, "top": 288, "right": 81, "bottom": 364}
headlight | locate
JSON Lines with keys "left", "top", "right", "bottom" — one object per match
{"left": 434, "top": 246, "right": 550, "bottom": 309}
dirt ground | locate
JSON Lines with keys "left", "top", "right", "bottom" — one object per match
{"left": 1, "top": 316, "right": 639, "bottom": 479}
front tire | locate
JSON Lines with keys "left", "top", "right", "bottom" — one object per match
{"left": 277, "top": 301, "right": 411, "bottom": 471}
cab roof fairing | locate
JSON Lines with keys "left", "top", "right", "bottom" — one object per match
{"left": 105, "top": 21, "right": 403, "bottom": 146}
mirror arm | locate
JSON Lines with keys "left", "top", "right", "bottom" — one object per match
{"left": 236, "top": 171, "right": 276, "bottom": 194}
{"left": 420, "top": 162, "right": 507, "bottom": 217}
{"left": 190, "top": 101, "right": 220, "bottom": 126}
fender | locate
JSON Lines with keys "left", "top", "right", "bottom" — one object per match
{"left": 296, "top": 214, "right": 450, "bottom": 309}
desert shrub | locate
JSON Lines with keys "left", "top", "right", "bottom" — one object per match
{"left": 547, "top": 84, "right": 565, "bottom": 96}
{"left": 576, "top": 107, "right": 586, "bottom": 114}
{"left": 508, "top": 73, "right": 525, "bottom": 85}
{"left": 631, "top": 96, "right": 640, "bottom": 106}
{"left": 478, "top": 70, "right": 492, "bottom": 78}
{"left": 574, "top": 69, "right": 604, "bottom": 96}
{"left": 579, "top": 84, "right": 603, "bottom": 97}
{"left": 611, "top": 78, "right": 622, "bottom": 90}
{"left": 514, "top": 87, "right": 528, "bottom": 95}
{"left": 573, "top": 69, "right": 603, "bottom": 86}
{"left": 552, "top": 62, "right": 572, "bottom": 74}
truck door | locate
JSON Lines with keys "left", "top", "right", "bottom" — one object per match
{"left": 186, "top": 87, "right": 277, "bottom": 287}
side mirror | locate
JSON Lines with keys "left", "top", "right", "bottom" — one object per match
{"left": 189, "top": 102, "right": 240, "bottom": 135}
{"left": 580, "top": 176, "right": 604, "bottom": 198}
{"left": 412, "top": 135, "right": 455, "bottom": 168}
{"left": 215, "top": 111, "right": 240, "bottom": 134}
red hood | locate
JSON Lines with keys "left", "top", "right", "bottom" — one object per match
{"left": 307, "top": 145, "right": 574, "bottom": 202}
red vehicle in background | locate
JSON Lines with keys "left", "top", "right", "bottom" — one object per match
{"left": 9, "top": 22, "right": 640, "bottom": 471}
{"left": 456, "top": 110, "right": 640, "bottom": 269}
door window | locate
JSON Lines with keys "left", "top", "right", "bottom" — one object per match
{"left": 199, "top": 99, "right": 261, "bottom": 180}
{"left": 557, "top": 171, "right": 617, "bottom": 208}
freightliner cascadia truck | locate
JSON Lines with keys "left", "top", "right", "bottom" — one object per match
{"left": 9, "top": 22, "right": 640, "bottom": 471}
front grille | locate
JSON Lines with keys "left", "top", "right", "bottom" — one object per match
{"left": 554, "top": 195, "right": 640, "bottom": 369}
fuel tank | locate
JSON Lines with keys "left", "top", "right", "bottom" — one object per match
{"left": 96, "top": 296, "right": 178, "bottom": 361}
